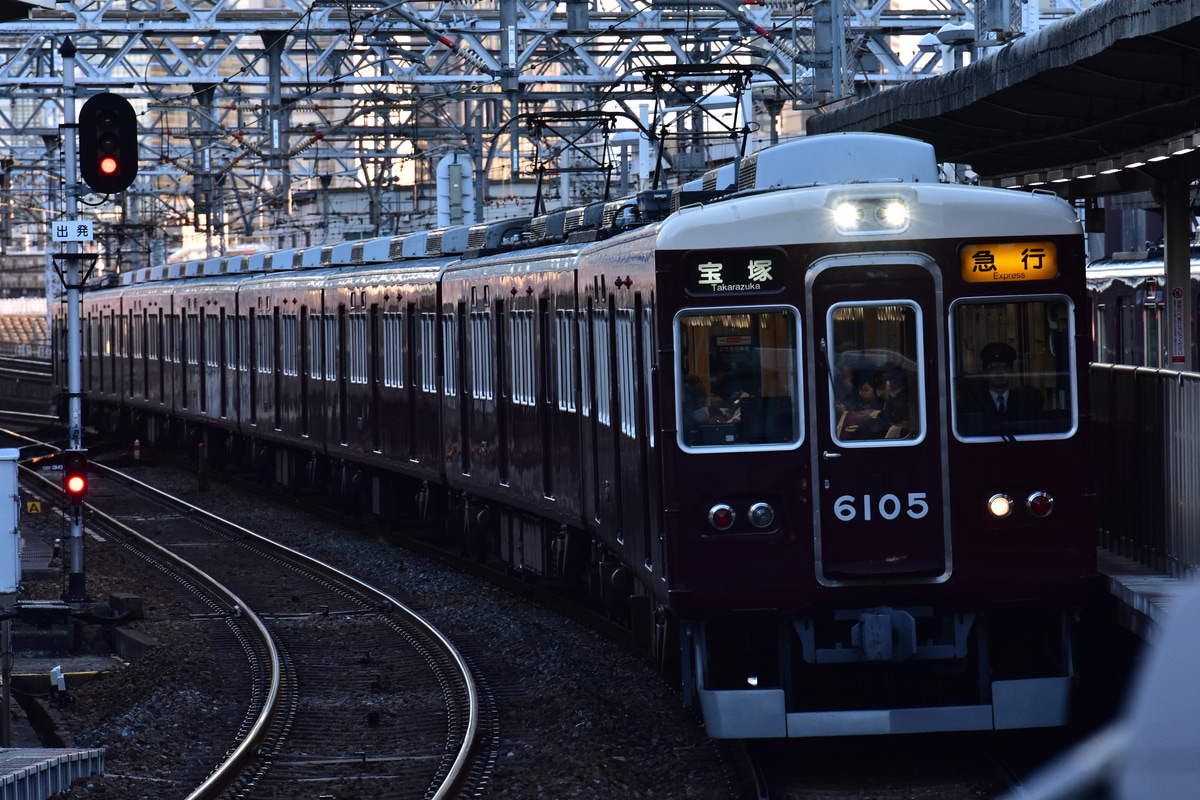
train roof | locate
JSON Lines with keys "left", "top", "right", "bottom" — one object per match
{"left": 108, "top": 132, "right": 1078, "bottom": 291}
{"left": 657, "top": 180, "right": 1080, "bottom": 250}
{"left": 1086, "top": 246, "right": 1200, "bottom": 291}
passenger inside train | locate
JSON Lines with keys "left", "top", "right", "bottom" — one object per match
{"left": 676, "top": 308, "right": 801, "bottom": 449}
{"left": 828, "top": 302, "right": 922, "bottom": 444}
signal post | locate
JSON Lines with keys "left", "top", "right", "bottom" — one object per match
{"left": 55, "top": 37, "right": 137, "bottom": 603}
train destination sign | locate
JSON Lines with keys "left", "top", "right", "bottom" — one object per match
{"left": 960, "top": 241, "right": 1058, "bottom": 283}
{"left": 685, "top": 248, "right": 785, "bottom": 295}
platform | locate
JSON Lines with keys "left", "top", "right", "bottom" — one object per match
{"left": 1095, "top": 548, "right": 1193, "bottom": 640}
{"left": 0, "top": 748, "right": 104, "bottom": 798}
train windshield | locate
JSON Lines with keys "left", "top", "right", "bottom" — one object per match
{"left": 952, "top": 298, "right": 1076, "bottom": 440}
{"left": 675, "top": 307, "right": 802, "bottom": 450}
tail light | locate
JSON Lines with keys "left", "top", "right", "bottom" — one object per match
{"left": 1027, "top": 491, "right": 1054, "bottom": 517}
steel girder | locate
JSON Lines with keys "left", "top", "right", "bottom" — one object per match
{"left": 0, "top": 0, "right": 1071, "bottom": 278}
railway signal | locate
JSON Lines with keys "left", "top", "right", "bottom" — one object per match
{"left": 62, "top": 450, "right": 88, "bottom": 504}
{"left": 78, "top": 92, "right": 138, "bottom": 194}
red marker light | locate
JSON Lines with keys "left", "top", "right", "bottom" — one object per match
{"left": 708, "top": 504, "right": 736, "bottom": 531}
{"left": 1027, "top": 491, "right": 1054, "bottom": 517}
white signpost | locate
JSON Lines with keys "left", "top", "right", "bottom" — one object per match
{"left": 51, "top": 220, "right": 93, "bottom": 242}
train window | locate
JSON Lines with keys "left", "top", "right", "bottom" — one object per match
{"left": 441, "top": 313, "right": 457, "bottom": 396}
{"left": 471, "top": 311, "right": 494, "bottom": 400}
{"left": 131, "top": 315, "right": 143, "bottom": 360}
{"left": 307, "top": 315, "right": 321, "bottom": 378}
{"left": 555, "top": 310, "right": 576, "bottom": 412}
{"left": 349, "top": 312, "right": 367, "bottom": 384}
{"left": 509, "top": 309, "right": 536, "bottom": 406}
{"left": 829, "top": 302, "right": 922, "bottom": 445}
{"left": 594, "top": 310, "right": 611, "bottom": 426}
{"left": 186, "top": 312, "right": 201, "bottom": 366}
{"left": 224, "top": 315, "right": 236, "bottom": 370}
{"left": 237, "top": 316, "right": 249, "bottom": 371}
{"left": 382, "top": 312, "right": 405, "bottom": 388}
{"left": 952, "top": 298, "right": 1076, "bottom": 440}
{"left": 167, "top": 314, "right": 180, "bottom": 364}
{"left": 420, "top": 312, "right": 437, "bottom": 392}
{"left": 324, "top": 315, "right": 338, "bottom": 381}
{"left": 205, "top": 313, "right": 221, "bottom": 369}
{"left": 617, "top": 309, "right": 636, "bottom": 437}
{"left": 579, "top": 311, "right": 592, "bottom": 418}
{"left": 147, "top": 314, "right": 159, "bottom": 360}
{"left": 280, "top": 314, "right": 299, "bottom": 376}
{"left": 675, "top": 306, "right": 801, "bottom": 451}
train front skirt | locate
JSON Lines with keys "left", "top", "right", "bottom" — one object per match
{"left": 684, "top": 607, "right": 1075, "bottom": 738}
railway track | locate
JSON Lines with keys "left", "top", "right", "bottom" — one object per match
{"left": 0, "top": 355, "right": 53, "bottom": 421}
{"left": 15, "top": 434, "right": 492, "bottom": 799}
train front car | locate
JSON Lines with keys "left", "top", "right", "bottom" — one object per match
{"left": 654, "top": 133, "right": 1095, "bottom": 738}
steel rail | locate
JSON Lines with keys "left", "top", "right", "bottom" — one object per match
{"left": 91, "top": 461, "right": 481, "bottom": 799}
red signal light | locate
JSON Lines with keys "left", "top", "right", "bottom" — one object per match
{"left": 78, "top": 92, "right": 138, "bottom": 194}
{"left": 62, "top": 450, "right": 88, "bottom": 503}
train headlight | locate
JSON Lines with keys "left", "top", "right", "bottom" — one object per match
{"left": 1027, "top": 491, "right": 1054, "bottom": 518}
{"left": 988, "top": 493, "right": 1013, "bottom": 519}
{"left": 748, "top": 502, "right": 776, "bottom": 529}
{"left": 832, "top": 197, "right": 909, "bottom": 233}
{"left": 876, "top": 200, "right": 909, "bottom": 229}
{"left": 833, "top": 201, "right": 864, "bottom": 230}
{"left": 708, "top": 504, "right": 736, "bottom": 531}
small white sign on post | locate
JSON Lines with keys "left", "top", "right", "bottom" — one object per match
{"left": 52, "top": 220, "right": 94, "bottom": 242}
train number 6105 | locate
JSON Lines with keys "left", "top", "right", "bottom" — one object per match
{"left": 833, "top": 493, "right": 930, "bottom": 521}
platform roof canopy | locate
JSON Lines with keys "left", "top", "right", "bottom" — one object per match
{"left": 807, "top": 0, "right": 1200, "bottom": 197}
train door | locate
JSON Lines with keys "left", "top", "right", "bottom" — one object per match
{"left": 248, "top": 310, "right": 257, "bottom": 425}
{"left": 273, "top": 307, "right": 282, "bottom": 430}
{"left": 406, "top": 303, "right": 418, "bottom": 461}
{"left": 494, "top": 298, "right": 509, "bottom": 482}
{"left": 338, "top": 305, "right": 348, "bottom": 444}
{"left": 807, "top": 255, "right": 949, "bottom": 584}
{"left": 219, "top": 308, "right": 228, "bottom": 418}
{"left": 370, "top": 304, "right": 381, "bottom": 452}
{"left": 198, "top": 308, "right": 208, "bottom": 413}
{"left": 300, "top": 307, "right": 310, "bottom": 436}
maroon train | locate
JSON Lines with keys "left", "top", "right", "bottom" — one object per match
{"left": 58, "top": 132, "right": 1097, "bottom": 738}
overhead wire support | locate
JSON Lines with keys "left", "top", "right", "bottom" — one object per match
{"left": 635, "top": 63, "right": 793, "bottom": 189}
{"left": 502, "top": 109, "right": 653, "bottom": 215}
{"left": 369, "top": 0, "right": 500, "bottom": 76}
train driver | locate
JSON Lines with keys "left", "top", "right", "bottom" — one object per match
{"left": 958, "top": 342, "right": 1043, "bottom": 435}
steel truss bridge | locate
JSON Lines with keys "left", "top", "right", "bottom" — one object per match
{"left": 0, "top": 0, "right": 1086, "bottom": 286}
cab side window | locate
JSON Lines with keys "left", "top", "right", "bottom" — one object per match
{"left": 952, "top": 298, "right": 1075, "bottom": 440}
{"left": 676, "top": 307, "right": 802, "bottom": 450}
